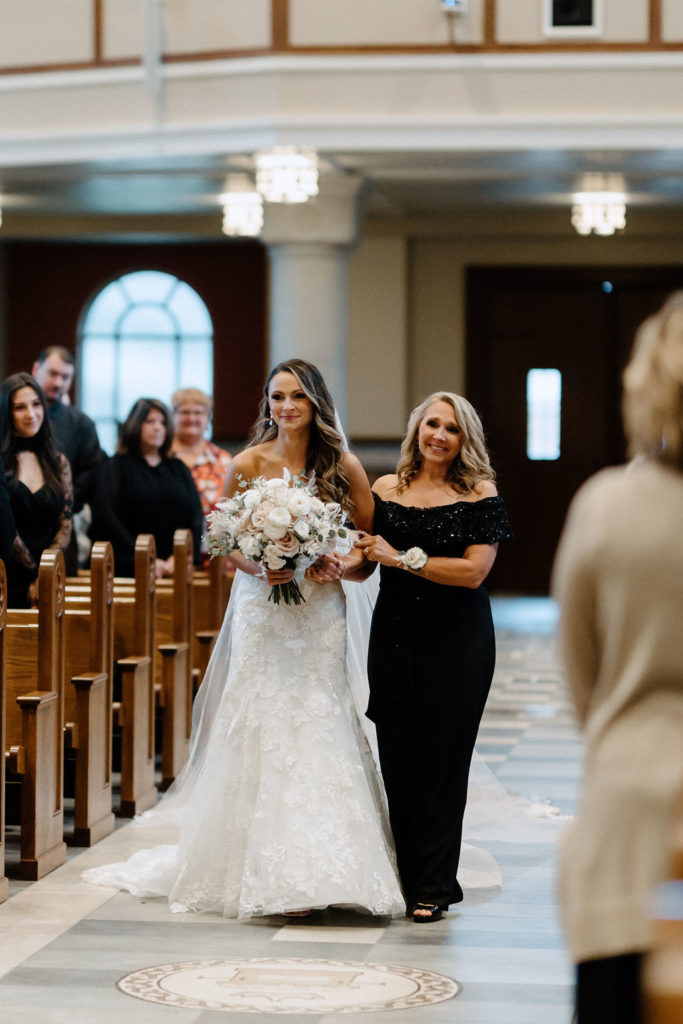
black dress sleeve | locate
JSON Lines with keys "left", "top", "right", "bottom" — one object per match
{"left": 463, "top": 496, "right": 513, "bottom": 546}
{"left": 90, "top": 455, "right": 137, "bottom": 576}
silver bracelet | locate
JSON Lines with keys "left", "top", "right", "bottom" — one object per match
{"left": 396, "top": 546, "right": 429, "bottom": 572}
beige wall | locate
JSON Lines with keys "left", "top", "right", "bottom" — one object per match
{"left": 290, "top": 0, "right": 484, "bottom": 46}
{"left": 0, "top": 0, "right": 93, "bottom": 66}
{"left": 164, "top": 0, "right": 271, "bottom": 54}
{"left": 663, "top": 0, "right": 683, "bottom": 41}
{"left": 103, "top": 0, "right": 271, "bottom": 60}
{"left": 0, "top": 0, "right": 675, "bottom": 73}
{"left": 497, "top": 0, "right": 648, "bottom": 44}
{"left": 102, "top": 0, "right": 143, "bottom": 60}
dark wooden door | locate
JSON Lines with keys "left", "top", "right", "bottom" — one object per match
{"left": 467, "top": 267, "right": 683, "bottom": 594}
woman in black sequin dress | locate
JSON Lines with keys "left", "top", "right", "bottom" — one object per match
{"left": 352, "top": 392, "right": 511, "bottom": 922}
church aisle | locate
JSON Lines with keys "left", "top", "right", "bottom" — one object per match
{"left": 0, "top": 599, "right": 580, "bottom": 1023}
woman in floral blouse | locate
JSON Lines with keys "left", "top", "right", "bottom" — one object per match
{"left": 170, "top": 388, "right": 232, "bottom": 563}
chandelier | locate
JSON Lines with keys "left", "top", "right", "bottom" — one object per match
{"left": 255, "top": 147, "right": 319, "bottom": 204}
{"left": 571, "top": 174, "right": 627, "bottom": 236}
{"left": 220, "top": 176, "right": 264, "bottom": 237}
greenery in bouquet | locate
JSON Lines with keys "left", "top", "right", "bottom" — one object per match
{"left": 206, "top": 470, "right": 350, "bottom": 605}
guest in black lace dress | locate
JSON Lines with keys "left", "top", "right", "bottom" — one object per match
{"left": 0, "top": 373, "right": 73, "bottom": 607}
{"left": 351, "top": 392, "right": 511, "bottom": 923}
{"left": 90, "top": 397, "right": 203, "bottom": 578}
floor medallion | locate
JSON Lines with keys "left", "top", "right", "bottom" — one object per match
{"left": 117, "top": 956, "right": 461, "bottom": 1013}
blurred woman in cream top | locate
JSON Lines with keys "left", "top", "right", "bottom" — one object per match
{"left": 552, "top": 292, "right": 683, "bottom": 1024}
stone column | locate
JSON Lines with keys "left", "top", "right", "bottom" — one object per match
{"left": 262, "top": 174, "right": 363, "bottom": 429}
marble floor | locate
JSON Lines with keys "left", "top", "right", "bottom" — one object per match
{"left": 0, "top": 598, "right": 582, "bottom": 1024}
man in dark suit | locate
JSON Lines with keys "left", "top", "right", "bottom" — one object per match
{"left": 31, "top": 346, "right": 105, "bottom": 571}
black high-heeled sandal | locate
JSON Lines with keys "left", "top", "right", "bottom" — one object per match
{"left": 411, "top": 902, "right": 443, "bottom": 923}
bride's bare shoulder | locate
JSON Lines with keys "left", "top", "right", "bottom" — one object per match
{"left": 223, "top": 446, "right": 267, "bottom": 495}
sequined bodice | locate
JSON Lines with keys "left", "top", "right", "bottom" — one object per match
{"left": 373, "top": 494, "right": 511, "bottom": 557}
{"left": 372, "top": 493, "right": 512, "bottom": 601}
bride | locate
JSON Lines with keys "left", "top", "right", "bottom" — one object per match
{"left": 85, "top": 358, "right": 405, "bottom": 918}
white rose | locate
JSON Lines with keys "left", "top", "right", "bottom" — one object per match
{"left": 309, "top": 497, "right": 325, "bottom": 514}
{"left": 288, "top": 491, "right": 311, "bottom": 517}
{"left": 263, "top": 543, "right": 287, "bottom": 570}
{"left": 249, "top": 507, "right": 268, "bottom": 529}
{"left": 403, "top": 546, "right": 429, "bottom": 570}
{"left": 292, "top": 519, "right": 310, "bottom": 541}
{"left": 242, "top": 489, "right": 261, "bottom": 510}
{"left": 263, "top": 507, "right": 291, "bottom": 541}
{"left": 238, "top": 533, "right": 262, "bottom": 560}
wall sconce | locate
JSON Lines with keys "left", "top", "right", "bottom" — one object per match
{"left": 440, "top": 0, "right": 467, "bottom": 12}
{"left": 255, "top": 147, "right": 319, "bottom": 204}
{"left": 220, "top": 175, "right": 264, "bottom": 237}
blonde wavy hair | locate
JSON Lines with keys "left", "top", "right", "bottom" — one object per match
{"left": 249, "top": 358, "right": 353, "bottom": 513}
{"left": 623, "top": 291, "right": 683, "bottom": 469}
{"left": 396, "top": 391, "right": 495, "bottom": 494}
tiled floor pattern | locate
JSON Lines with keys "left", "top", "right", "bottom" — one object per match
{"left": 0, "top": 598, "right": 582, "bottom": 1023}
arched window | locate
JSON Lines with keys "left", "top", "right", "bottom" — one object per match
{"left": 78, "top": 270, "right": 213, "bottom": 453}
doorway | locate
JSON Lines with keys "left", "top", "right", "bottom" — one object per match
{"left": 467, "top": 267, "right": 683, "bottom": 594}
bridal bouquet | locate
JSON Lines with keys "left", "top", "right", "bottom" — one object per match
{"left": 206, "top": 470, "right": 350, "bottom": 605}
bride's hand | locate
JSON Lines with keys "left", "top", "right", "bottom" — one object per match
{"left": 262, "top": 566, "right": 296, "bottom": 585}
{"left": 305, "top": 553, "right": 345, "bottom": 585}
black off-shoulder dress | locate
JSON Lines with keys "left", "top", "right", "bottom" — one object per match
{"left": 367, "top": 492, "right": 512, "bottom": 912}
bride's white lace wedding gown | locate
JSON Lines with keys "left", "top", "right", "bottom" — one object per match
{"left": 84, "top": 569, "right": 406, "bottom": 918}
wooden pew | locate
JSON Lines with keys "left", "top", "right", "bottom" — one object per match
{"left": 5, "top": 550, "right": 67, "bottom": 880}
{"left": 113, "top": 536, "right": 157, "bottom": 815}
{"left": 0, "top": 561, "right": 8, "bottom": 902}
{"left": 154, "top": 529, "right": 194, "bottom": 789}
{"left": 62, "top": 541, "right": 116, "bottom": 845}
{"left": 65, "top": 535, "right": 157, "bottom": 817}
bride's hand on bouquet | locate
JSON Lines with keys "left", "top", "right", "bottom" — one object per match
{"left": 305, "top": 553, "right": 345, "bottom": 585}
{"left": 261, "top": 566, "right": 296, "bottom": 586}
{"left": 355, "top": 531, "right": 398, "bottom": 567}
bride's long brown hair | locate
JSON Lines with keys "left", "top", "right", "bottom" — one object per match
{"left": 249, "top": 358, "right": 353, "bottom": 514}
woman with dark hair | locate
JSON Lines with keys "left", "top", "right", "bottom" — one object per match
{"left": 90, "top": 397, "right": 203, "bottom": 578}
{"left": 347, "top": 391, "right": 512, "bottom": 922}
{"left": 0, "top": 373, "right": 73, "bottom": 607}
{"left": 84, "top": 359, "right": 403, "bottom": 920}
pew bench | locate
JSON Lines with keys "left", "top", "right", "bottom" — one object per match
{"left": 4, "top": 550, "right": 67, "bottom": 880}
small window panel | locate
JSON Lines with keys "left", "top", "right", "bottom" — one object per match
{"left": 527, "top": 369, "right": 562, "bottom": 461}
{"left": 543, "top": 0, "right": 603, "bottom": 38}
